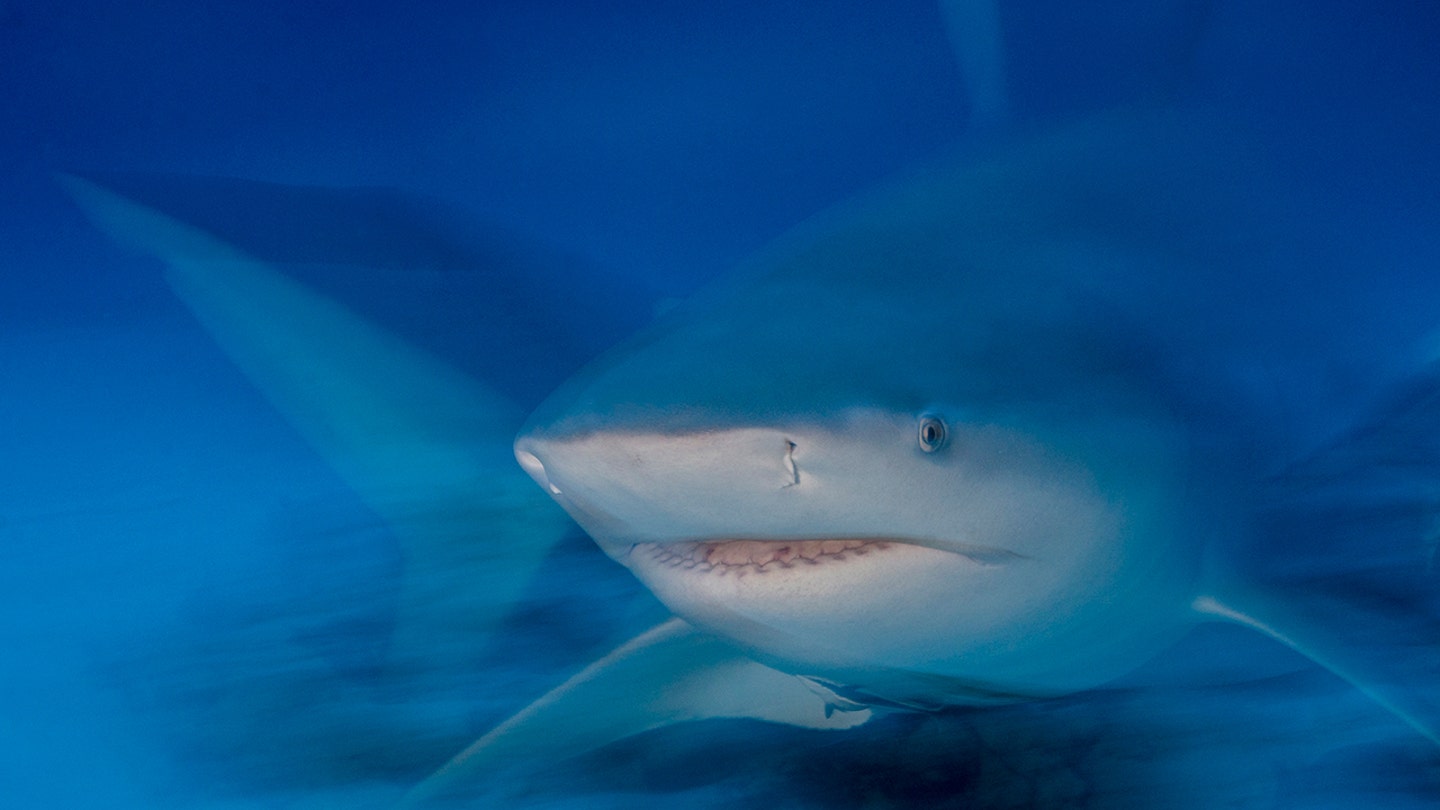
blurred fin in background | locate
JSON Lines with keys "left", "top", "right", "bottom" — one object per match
{"left": 55, "top": 172, "right": 658, "bottom": 406}
{"left": 60, "top": 173, "right": 574, "bottom": 682}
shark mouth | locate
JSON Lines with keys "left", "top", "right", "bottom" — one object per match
{"left": 634, "top": 538, "right": 897, "bottom": 575}
{"left": 630, "top": 536, "right": 1024, "bottom": 576}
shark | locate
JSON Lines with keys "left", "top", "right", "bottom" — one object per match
{"left": 384, "top": 107, "right": 1440, "bottom": 802}
{"left": 62, "top": 8, "right": 1440, "bottom": 806}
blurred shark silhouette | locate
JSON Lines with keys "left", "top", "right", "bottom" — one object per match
{"left": 65, "top": 2, "right": 1440, "bottom": 806}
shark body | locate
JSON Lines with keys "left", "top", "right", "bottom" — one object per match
{"left": 503, "top": 107, "right": 1440, "bottom": 743}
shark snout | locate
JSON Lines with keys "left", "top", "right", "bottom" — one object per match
{"left": 517, "top": 428, "right": 797, "bottom": 496}
{"left": 512, "top": 425, "right": 809, "bottom": 548}
{"left": 513, "top": 431, "right": 633, "bottom": 549}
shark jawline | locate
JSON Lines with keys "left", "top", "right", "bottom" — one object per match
{"left": 631, "top": 536, "right": 1020, "bottom": 574}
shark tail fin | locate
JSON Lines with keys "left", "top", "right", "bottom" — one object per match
{"left": 1199, "top": 367, "right": 1440, "bottom": 745}
{"left": 60, "top": 173, "right": 573, "bottom": 667}
{"left": 401, "top": 617, "right": 871, "bottom": 806}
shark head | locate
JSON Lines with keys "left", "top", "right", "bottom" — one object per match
{"left": 513, "top": 126, "right": 1223, "bottom": 705}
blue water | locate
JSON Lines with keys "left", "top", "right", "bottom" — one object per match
{"left": 3, "top": 1, "right": 1440, "bottom": 807}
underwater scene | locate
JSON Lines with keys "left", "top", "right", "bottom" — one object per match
{"left": 4, "top": 1, "right": 1440, "bottom": 807}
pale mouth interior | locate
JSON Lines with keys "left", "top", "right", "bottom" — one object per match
{"left": 636, "top": 537, "right": 898, "bottom": 573}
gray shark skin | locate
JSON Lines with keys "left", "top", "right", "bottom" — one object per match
{"left": 493, "top": 106, "right": 1440, "bottom": 771}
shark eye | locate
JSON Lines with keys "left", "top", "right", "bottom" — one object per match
{"left": 917, "top": 414, "right": 948, "bottom": 453}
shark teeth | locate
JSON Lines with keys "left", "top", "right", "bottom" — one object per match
{"left": 636, "top": 538, "right": 893, "bottom": 574}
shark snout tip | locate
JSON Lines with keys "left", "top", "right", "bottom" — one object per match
{"left": 514, "top": 437, "right": 561, "bottom": 495}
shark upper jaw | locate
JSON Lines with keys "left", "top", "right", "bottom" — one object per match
{"left": 510, "top": 421, "right": 1024, "bottom": 575}
{"left": 635, "top": 537, "right": 905, "bottom": 574}
{"left": 628, "top": 535, "right": 1022, "bottom": 576}
{"left": 515, "top": 452, "right": 1010, "bottom": 577}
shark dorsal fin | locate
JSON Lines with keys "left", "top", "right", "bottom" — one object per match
{"left": 939, "top": 0, "right": 1008, "bottom": 132}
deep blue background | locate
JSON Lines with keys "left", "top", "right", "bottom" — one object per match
{"left": 3, "top": 1, "right": 1440, "bottom": 807}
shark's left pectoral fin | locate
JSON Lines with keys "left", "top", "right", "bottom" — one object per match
{"left": 402, "top": 617, "right": 871, "bottom": 806}
{"left": 1195, "top": 590, "right": 1440, "bottom": 746}
{"left": 1201, "top": 368, "right": 1440, "bottom": 745}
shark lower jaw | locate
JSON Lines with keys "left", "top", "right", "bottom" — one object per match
{"left": 619, "top": 536, "right": 1029, "bottom": 684}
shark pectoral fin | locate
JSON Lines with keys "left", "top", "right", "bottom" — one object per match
{"left": 1201, "top": 367, "right": 1440, "bottom": 745}
{"left": 1195, "top": 590, "right": 1440, "bottom": 746}
{"left": 61, "top": 175, "right": 572, "bottom": 655}
{"left": 401, "top": 617, "right": 871, "bottom": 806}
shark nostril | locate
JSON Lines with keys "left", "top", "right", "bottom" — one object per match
{"left": 783, "top": 439, "right": 800, "bottom": 487}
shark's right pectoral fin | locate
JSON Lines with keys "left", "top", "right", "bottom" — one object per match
{"left": 401, "top": 617, "right": 871, "bottom": 806}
